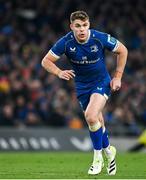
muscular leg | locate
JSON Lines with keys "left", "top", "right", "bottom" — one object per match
{"left": 85, "top": 93, "right": 106, "bottom": 126}
{"left": 85, "top": 93, "right": 106, "bottom": 175}
{"left": 85, "top": 93, "right": 106, "bottom": 149}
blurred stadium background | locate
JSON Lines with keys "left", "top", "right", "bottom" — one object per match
{"left": 0, "top": 0, "right": 146, "bottom": 153}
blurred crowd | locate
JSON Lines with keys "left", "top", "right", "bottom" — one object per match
{"left": 0, "top": 0, "right": 146, "bottom": 135}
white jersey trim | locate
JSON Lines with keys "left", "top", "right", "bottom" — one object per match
{"left": 49, "top": 50, "right": 60, "bottom": 59}
{"left": 112, "top": 40, "right": 119, "bottom": 52}
{"left": 103, "top": 93, "right": 109, "bottom": 100}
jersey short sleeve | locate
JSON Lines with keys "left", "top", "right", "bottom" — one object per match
{"left": 49, "top": 37, "right": 66, "bottom": 58}
{"left": 96, "top": 31, "right": 119, "bottom": 52}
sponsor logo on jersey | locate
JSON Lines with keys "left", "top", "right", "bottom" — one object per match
{"left": 97, "top": 87, "right": 103, "bottom": 91}
{"left": 70, "top": 47, "right": 76, "bottom": 52}
{"left": 82, "top": 56, "right": 87, "bottom": 60}
{"left": 70, "top": 58, "right": 100, "bottom": 64}
{"left": 107, "top": 35, "right": 116, "bottom": 45}
{"left": 90, "top": 45, "right": 98, "bottom": 52}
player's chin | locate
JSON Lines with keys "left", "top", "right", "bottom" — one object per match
{"left": 78, "top": 37, "right": 86, "bottom": 43}
{"left": 78, "top": 35, "right": 86, "bottom": 40}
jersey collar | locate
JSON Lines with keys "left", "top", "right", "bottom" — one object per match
{"left": 73, "top": 30, "right": 91, "bottom": 44}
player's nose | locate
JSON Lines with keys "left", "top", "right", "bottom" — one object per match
{"left": 80, "top": 26, "right": 84, "bottom": 31}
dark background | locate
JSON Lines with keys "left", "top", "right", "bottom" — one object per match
{"left": 0, "top": 0, "right": 146, "bottom": 136}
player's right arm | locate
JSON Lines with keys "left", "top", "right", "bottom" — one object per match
{"left": 41, "top": 37, "right": 75, "bottom": 81}
{"left": 41, "top": 52, "right": 75, "bottom": 80}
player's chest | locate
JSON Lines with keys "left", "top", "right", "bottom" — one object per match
{"left": 65, "top": 42, "right": 103, "bottom": 61}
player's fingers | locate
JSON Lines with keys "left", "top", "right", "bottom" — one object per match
{"left": 59, "top": 70, "right": 75, "bottom": 80}
{"left": 110, "top": 83, "right": 116, "bottom": 91}
{"left": 61, "top": 75, "right": 70, "bottom": 80}
{"left": 64, "top": 73, "right": 72, "bottom": 79}
{"left": 66, "top": 70, "right": 75, "bottom": 77}
{"left": 59, "top": 72, "right": 70, "bottom": 80}
{"left": 65, "top": 72, "right": 75, "bottom": 79}
{"left": 113, "top": 85, "right": 120, "bottom": 91}
{"left": 69, "top": 70, "right": 75, "bottom": 73}
{"left": 63, "top": 72, "right": 73, "bottom": 79}
{"left": 115, "top": 86, "right": 120, "bottom": 91}
{"left": 110, "top": 79, "right": 121, "bottom": 91}
{"left": 112, "top": 85, "right": 117, "bottom": 91}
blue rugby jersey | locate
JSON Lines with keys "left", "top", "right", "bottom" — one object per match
{"left": 49, "top": 29, "right": 118, "bottom": 89}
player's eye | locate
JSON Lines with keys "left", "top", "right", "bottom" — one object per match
{"left": 83, "top": 23, "right": 88, "bottom": 27}
{"left": 75, "top": 24, "right": 80, "bottom": 28}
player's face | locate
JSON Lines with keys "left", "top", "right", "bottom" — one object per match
{"left": 70, "top": 19, "right": 90, "bottom": 43}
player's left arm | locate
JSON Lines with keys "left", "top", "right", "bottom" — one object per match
{"left": 110, "top": 41, "right": 128, "bottom": 91}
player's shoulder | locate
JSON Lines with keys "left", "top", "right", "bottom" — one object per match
{"left": 90, "top": 29, "right": 108, "bottom": 39}
{"left": 61, "top": 31, "right": 74, "bottom": 42}
{"left": 55, "top": 31, "right": 74, "bottom": 47}
{"left": 64, "top": 31, "right": 74, "bottom": 39}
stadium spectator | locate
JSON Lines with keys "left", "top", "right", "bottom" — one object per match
{"left": 0, "top": 0, "right": 146, "bottom": 136}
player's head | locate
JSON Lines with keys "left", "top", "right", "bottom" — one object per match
{"left": 70, "top": 11, "right": 90, "bottom": 43}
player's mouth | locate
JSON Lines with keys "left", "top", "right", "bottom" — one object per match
{"left": 79, "top": 34, "right": 86, "bottom": 38}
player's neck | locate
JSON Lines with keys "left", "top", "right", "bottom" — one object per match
{"left": 74, "top": 30, "right": 90, "bottom": 44}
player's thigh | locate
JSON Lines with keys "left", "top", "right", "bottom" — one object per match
{"left": 85, "top": 93, "right": 107, "bottom": 117}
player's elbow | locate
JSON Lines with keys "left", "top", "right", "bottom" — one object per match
{"left": 41, "top": 58, "right": 45, "bottom": 68}
{"left": 123, "top": 45, "right": 128, "bottom": 57}
{"left": 41, "top": 57, "right": 48, "bottom": 68}
{"left": 117, "top": 43, "right": 128, "bottom": 57}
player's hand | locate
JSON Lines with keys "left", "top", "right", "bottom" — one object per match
{"left": 110, "top": 78, "right": 121, "bottom": 91}
{"left": 58, "top": 70, "right": 75, "bottom": 80}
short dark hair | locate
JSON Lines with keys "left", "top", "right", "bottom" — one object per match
{"left": 70, "top": 11, "right": 89, "bottom": 23}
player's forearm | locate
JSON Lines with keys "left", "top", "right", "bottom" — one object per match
{"left": 41, "top": 57, "right": 61, "bottom": 77}
{"left": 114, "top": 46, "right": 128, "bottom": 79}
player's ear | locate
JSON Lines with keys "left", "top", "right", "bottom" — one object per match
{"left": 70, "top": 23, "right": 73, "bottom": 30}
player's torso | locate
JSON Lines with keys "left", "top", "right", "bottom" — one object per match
{"left": 64, "top": 31, "right": 110, "bottom": 84}
{"left": 65, "top": 35, "right": 104, "bottom": 65}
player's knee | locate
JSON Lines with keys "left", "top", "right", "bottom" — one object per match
{"left": 85, "top": 111, "right": 99, "bottom": 125}
{"left": 88, "top": 121, "right": 101, "bottom": 132}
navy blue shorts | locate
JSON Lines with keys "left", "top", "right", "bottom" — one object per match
{"left": 77, "top": 83, "right": 111, "bottom": 111}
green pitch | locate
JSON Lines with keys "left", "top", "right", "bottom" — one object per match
{"left": 0, "top": 152, "right": 145, "bottom": 179}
